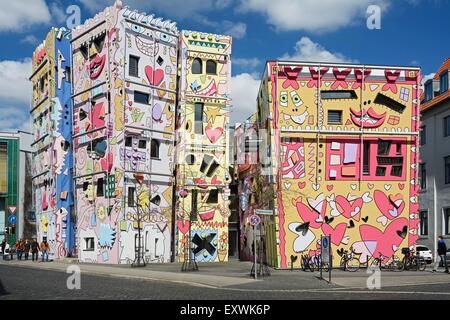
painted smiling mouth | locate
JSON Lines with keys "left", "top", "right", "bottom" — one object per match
{"left": 135, "top": 36, "right": 159, "bottom": 57}
{"left": 350, "top": 107, "right": 386, "bottom": 128}
{"left": 195, "top": 80, "right": 217, "bottom": 96}
{"left": 288, "top": 111, "right": 308, "bottom": 125}
{"left": 198, "top": 209, "right": 215, "bottom": 221}
{"left": 90, "top": 54, "right": 106, "bottom": 80}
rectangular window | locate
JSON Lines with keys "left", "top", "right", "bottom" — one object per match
{"left": 390, "top": 166, "right": 402, "bottom": 177}
{"left": 444, "top": 208, "right": 450, "bottom": 236}
{"left": 328, "top": 110, "right": 343, "bottom": 124}
{"left": 444, "top": 116, "right": 450, "bottom": 137}
{"left": 134, "top": 91, "right": 149, "bottom": 104}
{"left": 321, "top": 90, "right": 357, "bottom": 100}
{"left": 129, "top": 55, "right": 139, "bottom": 77}
{"left": 128, "top": 187, "right": 135, "bottom": 207}
{"left": 377, "top": 139, "right": 392, "bottom": 155}
{"left": 420, "top": 163, "right": 427, "bottom": 190}
{"left": 440, "top": 72, "right": 449, "bottom": 94}
{"left": 206, "top": 189, "right": 219, "bottom": 204}
{"left": 445, "top": 156, "right": 450, "bottom": 185}
{"left": 419, "top": 210, "right": 428, "bottom": 236}
{"left": 84, "top": 237, "right": 95, "bottom": 251}
{"left": 125, "top": 137, "right": 133, "bottom": 147}
{"left": 420, "top": 126, "right": 426, "bottom": 146}
{"left": 194, "top": 103, "right": 204, "bottom": 134}
{"left": 425, "top": 81, "right": 433, "bottom": 102}
{"left": 374, "top": 93, "right": 406, "bottom": 113}
{"left": 138, "top": 140, "right": 147, "bottom": 149}
{"left": 65, "top": 66, "right": 71, "bottom": 83}
{"left": 363, "top": 141, "right": 370, "bottom": 175}
{"left": 376, "top": 166, "right": 386, "bottom": 176}
{"left": 96, "top": 178, "right": 104, "bottom": 197}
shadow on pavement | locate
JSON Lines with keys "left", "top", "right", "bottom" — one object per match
{"left": 0, "top": 279, "right": 10, "bottom": 296}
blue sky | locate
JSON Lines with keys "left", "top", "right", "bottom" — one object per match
{"left": 0, "top": 0, "right": 449, "bottom": 130}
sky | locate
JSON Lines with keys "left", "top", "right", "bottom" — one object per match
{"left": 0, "top": 0, "right": 449, "bottom": 131}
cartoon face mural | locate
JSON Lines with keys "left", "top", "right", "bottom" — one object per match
{"left": 71, "top": 3, "right": 177, "bottom": 264}
{"left": 176, "top": 30, "right": 232, "bottom": 262}
{"left": 31, "top": 28, "right": 75, "bottom": 258}
{"left": 253, "top": 62, "right": 421, "bottom": 269}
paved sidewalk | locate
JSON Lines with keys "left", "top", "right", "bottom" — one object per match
{"left": 2, "top": 258, "right": 450, "bottom": 291}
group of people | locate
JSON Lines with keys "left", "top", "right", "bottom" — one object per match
{"left": 0, "top": 238, "right": 51, "bottom": 262}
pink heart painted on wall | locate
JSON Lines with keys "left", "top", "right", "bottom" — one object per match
{"left": 374, "top": 190, "right": 405, "bottom": 220}
{"left": 177, "top": 220, "right": 190, "bottom": 234}
{"left": 321, "top": 223, "right": 347, "bottom": 246}
{"left": 100, "top": 153, "right": 113, "bottom": 173}
{"left": 145, "top": 66, "right": 164, "bottom": 86}
{"left": 205, "top": 124, "right": 223, "bottom": 143}
{"left": 335, "top": 196, "right": 363, "bottom": 221}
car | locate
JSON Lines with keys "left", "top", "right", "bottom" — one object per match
{"left": 416, "top": 245, "right": 433, "bottom": 264}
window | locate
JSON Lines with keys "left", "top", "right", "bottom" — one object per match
{"left": 192, "top": 58, "right": 202, "bottom": 74}
{"left": 128, "top": 187, "right": 135, "bottom": 207}
{"left": 374, "top": 93, "right": 406, "bottom": 113}
{"left": 377, "top": 139, "right": 392, "bottom": 155}
{"left": 93, "top": 33, "right": 106, "bottom": 53}
{"left": 444, "top": 116, "right": 450, "bottom": 137}
{"left": 194, "top": 103, "right": 204, "bottom": 134}
{"left": 425, "top": 81, "right": 433, "bottom": 102}
{"left": 419, "top": 211, "right": 428, "bottom": 236}
{"left": 445, "top": 156, "right": 450, "bottom": 184}
{"left": 444, "top": 208, "right": 450, "bottom": 236}
{"left": 321, "top": 90, "right": 357, "bottom": 100}
{"left": 134, "top": 91, "right": 149, "bottom": 104}
{"left": 206, "top": 189, "right": 219, "bottom": 204}
{"left": 328, "top": 110, "right": 342, "bottom": 124}
{"left": 129, "top": 55, "right": 139, "bottom": 77}
{"left": 96, "top": 178, "right": 104, "bottom": 197}
{"left": 84, "top": 237, "right": 95, "bottom": 251}
{"left": 420, "top": 163, "right": 427, "bottom": 190}
{"left": 151, "top": 139, "right": 160, "bottom": 159}
{"left": 40, "top": 77, "right": 45, "bottom": 94}
{"left": 138, "top": 140, "right": 146, "bottom": 149}
{"left": 420, "top": 126, "right": 426, "bottom": 146}
{"left": 125, "top": 137, "right": 132, "bottom": 147}
{"left": 363, "top": 141, "right": 370, "bottom": 175}
{"left": 65, "top": 66, "right": 71, "bottom": 83}
{"left": 206, "top": 60, "right": 217, "bottom": 75}
{"left": 206, "top": 160, "right": 219, "bottom": 177}
{"left": 80, "top": 44, "right": 89, "bottom": 60}
{"left": 440, "top": 72, "right": 449, "bottom": 94}
{"left": 0, "top": 142, "right": 7, "bottom": 193}
{"left": 390, "top": 166, "right": 402, "bottom": 177}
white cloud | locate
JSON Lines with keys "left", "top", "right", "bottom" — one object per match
{"left": 231, "top": 73, "right": 260, "bottom": 124}
{"left": 21, "top": 35, "right": 40, "bottom": 46}
{"left": 239, "top": 0, "right": 390, "bottom": 32}
{"left": 0, "top": 0, "right": 51, "bottom": 32}
{"left": 280, "top": 37, "right": 356, "bottom": 63}
{"left": 223, "top": 21, "right": 247, "bottom": 39}
{"left": 78, "top": 0, "right": 232, "bottom": 19}
{"left": 0, "top": 59, "right": 32, "bottom": 104}
{"left": 50, "top": 2, "right": 68, "bottom": 24}
{"left": 0, "top": 59, "right": 32, "bottom": 131}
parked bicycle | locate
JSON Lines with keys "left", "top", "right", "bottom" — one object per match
{"left": 401, "top": 248, "right": 426, "bottom": 271}
{"left": 370, "top": 253, "right": 404, "bottom": 272}
{"left": 300, "top": 253, "right": 330, "bottom": 272}
{"left": 339, "top": 248, "right": 360, "bottom": 272}
{"left": 300, "top": 253, "right": 315, "bottom": 272}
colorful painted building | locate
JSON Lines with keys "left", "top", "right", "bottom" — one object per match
{"left": 175, "top": 30, "right": 233, "bottom": 262}
{"left": 71, "top": 2, "right": 178, "bottom": 264}
{"left": 252, "top": 61, "right": 421, "bottom": 269}
{"left": 30, "top": 28, "right": 75, "bottom": 259}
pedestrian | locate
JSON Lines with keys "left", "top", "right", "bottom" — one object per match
{"left": 31, "top": 239, "right": 39, "bottom": 262}
{"left": 4, "top": 242, "right": 12, "bottom": 260}
{"left": 17, "top": 239, "right": 24, "bottom": 260}
{"left": 0, "top": 239, "right": 5, "bottom": 257}
{"left": 432, "top": 236, "right": 449, "bottom": 273}
{"left": 40, "top": 239, "right": 50, "bottom": 262}
{"left": 24, "top": 239, "right": 31, "bottom": 261}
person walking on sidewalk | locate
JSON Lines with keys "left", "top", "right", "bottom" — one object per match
{"left": 0, "top": 239, "right": 5, "bottom": 257}
{"left": 40, "top": 239, "right": 50, "bottom": 262}
{"left": 24, "top": 239, "right": 31, "bottom": 261}
{"left": 16, "top": 239, "right": 24, "bottom": 260}
{"left": 31, "top": 239, "right": 39, "bottom": 262}
{"left": 432, "top": 236, "right": 449, "bottom": 273}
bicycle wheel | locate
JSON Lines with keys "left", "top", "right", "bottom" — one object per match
{"left": 417, "top": 257, "right": 427, "bottom": 271}
{"left": 308, "top": 259, "right": 315, "bottom": 272}
{"left": 300, "top": 256, "right": 306, "bottom": 271}
{"left": 402, "top": 257, "right": 410, "bottom": 270}
{"left": 346, "top": 258, "right": 360, "bottom": 272}
{"left": 339, "top": 257, "right": 346, "bottom": 270}
{"left": 322, "top": 262, "right": 330, "bottom": 272}
{"left": 370, "top": 258, "right": 381, "bottom": 269}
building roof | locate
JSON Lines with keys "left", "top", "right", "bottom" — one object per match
{"left": 421, "top": 58, "right": 450, "bottom": 112}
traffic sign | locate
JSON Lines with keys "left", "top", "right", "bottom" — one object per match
{"left": 8, "top": 206, "right": 16, "bottom": 215}
{"left": 255, "top": 209, "right": 273, "bottom": 216}
{"left": 249, "top": 214, "right": 261, "bottom": 226}
{"left": 8, "top": 215, "right": 16, "bottom": 224}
